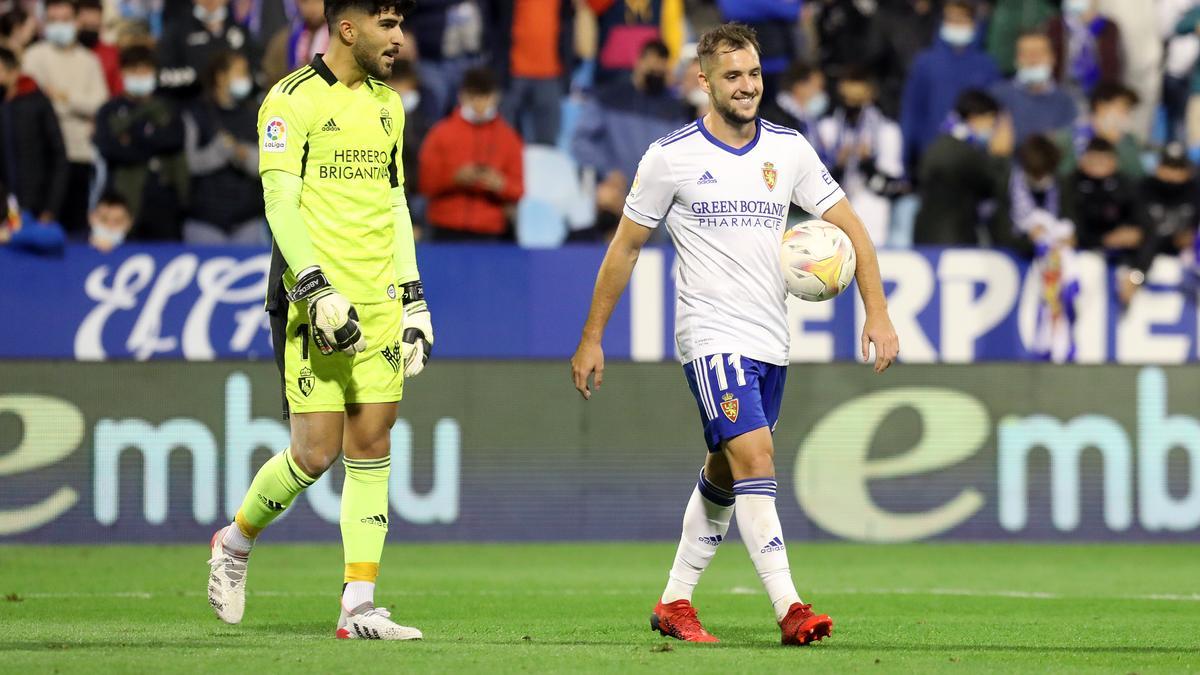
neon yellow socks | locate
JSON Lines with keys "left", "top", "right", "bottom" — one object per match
{"left": 340, "top": 455, "right": 391, "bottom": 606}
{"left": 229, "top": 449, "right": 315, "bottom": 547}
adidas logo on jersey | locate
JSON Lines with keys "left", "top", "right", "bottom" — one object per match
{"left": 697, "top": 170, "right": 717, "bottom": 185}
{"left": 322, "top": 118, "right": 340, "bottom": 132}
{"left": 360, "top": 514, "right": 388, "bottom": 527}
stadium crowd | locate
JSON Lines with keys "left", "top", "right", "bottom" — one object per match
{"left": 0, "top": 0, "right": 1198, "bottom": 302}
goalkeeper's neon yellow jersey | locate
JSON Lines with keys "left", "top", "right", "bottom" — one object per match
{"left": 259, "top": 55, "right": 408, "bottom": 304}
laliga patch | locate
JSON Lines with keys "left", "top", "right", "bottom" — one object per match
{"left": 720, "top": 392, "right": 739, "bottom": 423}
{"left": 630, "top": 171, "right": 640, "bottom": 195}
{"left": 263, "top": 116, "right": 287, "bottom": 153}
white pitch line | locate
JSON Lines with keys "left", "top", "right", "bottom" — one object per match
{"left": 13, "top": 588, "right": 1200, "bottom": 602}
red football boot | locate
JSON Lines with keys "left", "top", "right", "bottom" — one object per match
{"left": 779, "top": 602, "right": 833, "bottom": 646}
{"left": 650, "top": 599, "right": 719, "bottom": 643}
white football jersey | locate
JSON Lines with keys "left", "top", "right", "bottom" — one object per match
{"left": 624, "top": 117, "right": 845, "bottom": 366}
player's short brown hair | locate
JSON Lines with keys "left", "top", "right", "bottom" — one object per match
{"left": 696, "top": 23, "right": 760, "bottom": 74}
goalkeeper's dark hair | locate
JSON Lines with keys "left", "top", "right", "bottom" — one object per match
{"left": 697, "top": 22, "right": 761, "bottom": 74}
{"left": 119, "top": 44, "right": 157, "bottom": 69}
{"left": 953, "top": 89, "right": 999, "bottom": 120}
{"left": 0, "top": 46, "right": 17, "bottom": 71}
{"left": 325, "top": 0, "right": 417, "bottom": 28}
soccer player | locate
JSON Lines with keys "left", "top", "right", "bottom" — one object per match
{"left": 570, "top": 24, "right": 900, "bottom": 645}
{"left": 206, "top": 0, "right": 433, "bottom": 641}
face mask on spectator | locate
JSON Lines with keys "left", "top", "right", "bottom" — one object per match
{"left": 78, "top": 28, "right": 99, "bottom": 48}
{"left": 461, "top": 103, "right": 497, "bottom": 124}
{"left": 400, "top": 90, "right": 420, "bottom": 114}
{"left": 194, "top": 4, "right": 228, "bottom": 24}
{"left": 123, "top": 74, "right": 156, "bottom": 97}
{"left": 1064, "top": 0, "right": 1090, "bottom": 16}
{"left": 1017, "top": 64, "right": 1052, "bottom": 86}
{"left": 228, "top": 77, "right": 252, "bottom": 101}
{"left": 44, "top": 21, "right": 77, "bottom": 47}
{"left": 805, "top": 91, "right": 829, "bottom": 118}
{"left": 91, "top": 222, "right": 126, "bottom": 247}
{"left": 642, "top": 72, "right": 667, "bottom": 95}
{"left": 940, "top": 24, "right": 975, "bottom": 47}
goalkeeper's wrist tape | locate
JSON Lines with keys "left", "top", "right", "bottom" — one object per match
{"left": 401, "top": 280, "right": 425, "bottom": 306}
{"left": 287, "top": 266, "right": 331, "bottom": 302}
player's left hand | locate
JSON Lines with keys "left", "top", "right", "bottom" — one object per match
{"left": 862, "top": 311, "right": 899, "bottom": 373}
{"left": 400, "top": 281, "right": 433, "bottom": 378}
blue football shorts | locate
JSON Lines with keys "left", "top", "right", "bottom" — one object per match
{"left": 682, "top": 353, "right": 787, "bottom": 452}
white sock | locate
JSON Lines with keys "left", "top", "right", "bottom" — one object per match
{"left": 220, "top": 522, "right": 254, "bottom": 559}
{"left": 661, "top": 470, "right": 735, "bottom": 603}
{"left": 733, "top": 478, "right": 802, "bottom": 622}
{"left": 342, "top": 581, "right": 375, "bottom": 611}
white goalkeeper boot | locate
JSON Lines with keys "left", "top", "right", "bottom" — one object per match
{"left": 207, "top": 526, "right": 248, "bottom": 624}
{"left": 336, "top": 602, "right": 423, "bottom": 640}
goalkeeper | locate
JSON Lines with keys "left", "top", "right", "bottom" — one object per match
{"left": 206, "top": 0, "right": 431, "bottom": 642}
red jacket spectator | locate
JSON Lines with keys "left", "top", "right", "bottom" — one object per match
{"left": 419, "top": 105, "right": 524, "bottom": 238}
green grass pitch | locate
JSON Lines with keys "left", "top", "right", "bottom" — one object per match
{"left": 2, "top": 542, "right": 1198, "bottom": 673}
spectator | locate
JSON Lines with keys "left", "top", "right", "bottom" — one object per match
{"left": 498, "top": 0, "right": 573, "bottom": 146}
{"left": 94, "top": 45, "right": 188, "bottom": 241}
{"left": 815, "top": 67, "right": 905, "bottom": 244}
{"left": 717, "top": 0, "right": 801, "bottom": 94}
{"left": 406, "top": 0, "right": 487, "bottom": 115}
{"left": 1047, "top": 0, "right": 1122, "bottom": 101}
{"left": 677, "top": 54, "right": 710, "bottom": 119}
{"left": 901, "top": 0, "right": 1000, "bottom": 170}
{"left": 865, "top": 0, "right": 941, "bottom": 118}
{"left": 811, "top": 0, "right": 875, "bottom": 84}
{"left": 181, "top": 50, "right": 262, "bottom": 244}
{"left": 418, "top": 67, "right": 524, "bottom": 242}
{"left": 1010, "top": 133, "right": 1067, "bottom": 240}
{"left": 0, "top": 7, "right": 38, "bottom": 59}
{"left": 986, "top": 0, "right": 1060, "bottom": 75}
{"left": 1161, "top": 0, "right": 1197, "bottom": 144}
{"left": 88, "top": 191, "right": 134, "bottom": 253}
{"left": 1062, "top": 137, "right": 1144, "bottom": 273}
{"left": 261, "top": 0, "right": 327, "bottom": 86}
{"left": 0, "top": 46, "right": 69, "bottom": 230}
{"left": 1011, "top": 133, "right": 1080, "bottom": 363}
{"left": 914, "top": 89, "right": 1016, "bottom": 246}
{"left": 158, "top": 0, "right": 259, "bottom": 102}
{"left": 388, "top": 59, "right": 431, "bottom": 234}
{"left": 1056, "top": 82, "right": 1142, "bottom": 178}
{"left": 77, "top": 0, "right": 123, "bottom": 96}
{"left": 571, "top": 38, "right": 682, "bottom": 225}
{"left": 587, "top": 0, "right": 685, "bottom": 86}
{"left": 989, "top": 30, "right": 1077, "bottom": 142}
{"left": 1096, "top": 0, "right": 1161, "bottom": 141}
{"left": 1174, "top": 5, "right": 1200, "bottom": 148}
{"left": 1126, "top": 142, "right": 1200, "bottom": 301}
{"left": 22, "top": 0, "right": 109, "bottom": 235}
{"left": 759, "top": 61, "right": 827, "bottom": 145}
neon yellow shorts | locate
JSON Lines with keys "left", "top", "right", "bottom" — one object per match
{"left": 277, "top": 299, "right": 406, "bottom": 414}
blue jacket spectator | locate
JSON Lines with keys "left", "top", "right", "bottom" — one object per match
{"left": 900, "top": 0, "right": 999, "bottom": 169}
{"left": 989, "top": 31, "right": 1077, "bottom": 142}
{"left": 571, "top": 39, "right": 683, "bottom": 183}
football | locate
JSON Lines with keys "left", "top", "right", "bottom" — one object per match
{"left": 779, "top": 220, "right": 857, "bottom": 302}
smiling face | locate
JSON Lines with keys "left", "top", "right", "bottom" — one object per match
{"left": 699, "top": 44, "right": 763, "bottom": 127}
{"left": 340, "top": 6, "right": 405, "bottom": 80}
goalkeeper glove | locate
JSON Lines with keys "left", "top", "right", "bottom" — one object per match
{"left": 400, "top": 280, "right": 433, "bottom": 377}
{"left": 287, "top": 266, "right": 367, "bottom": 356}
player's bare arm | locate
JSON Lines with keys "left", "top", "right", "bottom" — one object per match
{"left": 571, "top": 215, "right": 654, "bottom": 399}
{"left": 821, "top": 198, "right": 899, "bottom": 373}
